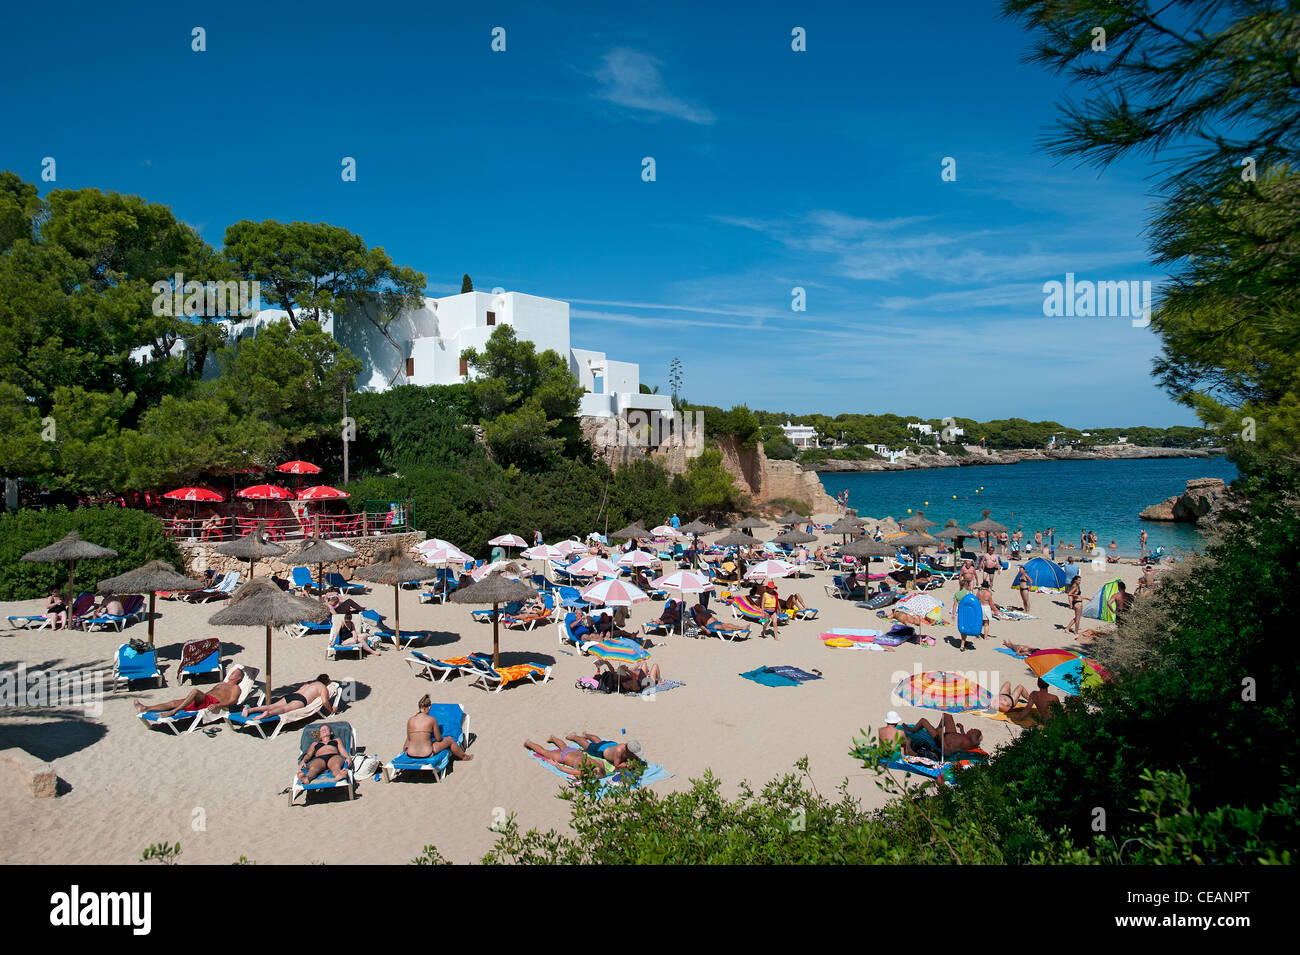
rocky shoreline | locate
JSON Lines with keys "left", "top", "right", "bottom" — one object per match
{"left": 803, "top": 444, "right": 1223, "bottom": 472}
{"left": 1139, "top": 477, "right": 1228, "bottom": 525}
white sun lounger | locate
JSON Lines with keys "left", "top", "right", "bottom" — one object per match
{"left": 137, "top": 661, "right": 263, "bottom": 735}
{"left": 224, "top": 682, "right": 343, "bottom": 739}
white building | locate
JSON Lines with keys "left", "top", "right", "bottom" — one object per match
{"left": 780, "top": 421, "right": 819, "bottom": 449}
{"left": 209, "top": 288, "right": 673, "bottom": 427}
{"left": 907, "top": 422, "right": 934, "bottom": 437}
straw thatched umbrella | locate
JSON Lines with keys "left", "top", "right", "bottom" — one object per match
{"left": 98, "top": 560, "right": 204, "bottom": 645}
{"left": 827, "top": 517, "right": 863, "bottom": 545}
{"left": 775, "top": 510, "right": 806, "bottom": 526}
{"left": 295, "top": 537, "right": 353, "bottom": 594}
{"left": 714, "top": 529, "right": 757, "bottom": 548}
{"left": 215, "top": 522, "right": 286, "bottom": 580}
{"left": 678, "top": 518, "right": 713, "bottom": 535}
{"left": 209, "top": 581, "right": 328, "bottom": 704}
{"left": 21, "top": 531, "right": 118, "bottom": 598}
{"left": 775, "top": 529, "right": 817, "bottom": 546}
{"left": 450, "top": 572, "right": 538, "bottom": 667}
{"left": 967, "top": 510, "right": 1008, "bottom": 535}
{"left": 841, "top": 537, "right": 896, "bottom": 576}
{"left": 609, "top": 521, "right": 650, "bottom": 541}
{"left": 900, "top": 510, "right": 939, "bottom": 531}
{"left": 733, "top": 517, "right": 768, "bottom": 536}
{"left": 934, "top": 519, "right": 972, "bottom": 562}
{"left": 351, "top": 547, "right": 438, "bottom": 646}
{"left": 893, "top": 531, "right": 941, "bottom": 581}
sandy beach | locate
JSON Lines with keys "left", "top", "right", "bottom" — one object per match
{"left": 0, "top": 524, "right": 1145, "bottom": 865}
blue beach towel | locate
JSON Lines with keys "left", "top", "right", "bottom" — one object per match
{"left": 740, "top": 666, "right": 822, "bottom": 687}
{"left": 630, "top": 680, "right": 685, "bottom": 697}
{"left": 530, "top": 754, "right": 670, "bottom": 791}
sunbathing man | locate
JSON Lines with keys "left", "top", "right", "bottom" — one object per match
{"left": 524, "top": 738, "right": 611, "bottom": 778}
{"left": 691, "top": 601, "right": 749, "bottom": 635}
{"left": 903, "top": 714, "right": 983, "bottom": 756}
{"left": 565, "top": 731, "right": 644, "bottom": 769}
{"left": 297, "top": 723, "right": 351, "bottom": 784}
{"left": 646, "top": 599, "right": 681, "bottom": 630}
{"left": 241, "top": 674, "right": 335, "bottom": 720}
{"left": 404, "top": 694, "right": 473, "bottom": 763}
{"left": 1107, "top": 581, "right": 1134, "bottom": 618}
{"left": 134, "top": 666, "right": 247, "bottom": 717}
{"left": 996, "top": 678, "right": 1058, "bottom": 724}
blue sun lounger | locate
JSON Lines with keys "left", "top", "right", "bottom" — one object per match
{"left": 112, "top": 642, "right": 163, "bottom": 688}
{"left": 383, "top": 703, "right": 469, "bottom": 782}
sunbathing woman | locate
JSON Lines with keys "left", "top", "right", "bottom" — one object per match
{"left": 592, "top": 658, "right": 663, "bottom": 692}
{"left": 134, "top": 666, "right": 246, "bottom": 717}
{"left": 297, "top": 724, "right": 350, "bottom": 784}
{"left": 996, "top": 678, "right": 1057, "bottom": 725}
{"left": 524, "top": 739, "right": 610, "bottom": 778}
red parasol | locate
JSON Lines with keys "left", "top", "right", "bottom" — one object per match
{"left": 276, "top": 460, "right": 322, "bottom": 475}
{"left": 237, "top": 484, "right": 294, "bottom": 500}
{"left": 162, "top": 487, "right": 225, "bottom": 502}
{"left": 297, "top": 485, "right": 350, "bottom": 501}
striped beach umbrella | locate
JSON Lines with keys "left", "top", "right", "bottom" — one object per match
{"left": 584, "top": 638, "right": 650, "bottom": 663}
{"left": 1025, "top": 649, "right": 1111, "bottom": 696}
{"left": 163, "top": 487, "right": 224, "bottom": 502}
{"left": 651, "top": 569, "right": 714, "bottom": 634}
{"left": 522, "top": 544, "right": 567, "bottom": 561}
{"left": 489, "top": 534, "right": 528, "bottom": 551}
{"left": 276, "top": 460, "right": 322, "bottom": 475}
{"left": 297, "top": 485, "right": 350, "bottom": 501}
{"left": 581, "top": 577, "right": 649, "bottom": 607}
{"left": 892, "top": 670, "right": 992, "bottom": 713}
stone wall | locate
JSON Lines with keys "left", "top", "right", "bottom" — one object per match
{"left": 177, "top": 531, "right": 427, "bottom": 580}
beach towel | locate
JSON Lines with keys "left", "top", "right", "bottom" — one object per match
{"left": 630, "top": 680, "right": 685, "bottom": 696}
{"left": 740, "top": 666, "right": 822, "bottom": 687}
{"left": 530, "top": 753, "right": 671, "bottom": 790}
{"left": 982, "top": 707, "right": 1040, "bottom": 726}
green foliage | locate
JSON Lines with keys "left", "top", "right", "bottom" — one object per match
{"left": 348, "top": 384, "right": 478, "bottom": 472}
{"left": 759, "top": 424, "right": 797, "bottom": 460}
{"left": 1001, "top": 0, "right": 1299, "bottom": 473}
{"left": 0, "top": 506, "right": 182, "bottom": 601}
{"left": 140, "top": 842, "right": 182, "bottom": 865}
{"left": 460, "top": 274, "right": 473, "bottom": 293}
{"left": 231, "top": 855, "right": 256, "bottom": 865}
{"left": 410, "top": 845, "right": 453, "bottom": 865}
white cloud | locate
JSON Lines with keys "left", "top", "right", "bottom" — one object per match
{"left": 592, "top": 48, "right": 715, "bottom": 125}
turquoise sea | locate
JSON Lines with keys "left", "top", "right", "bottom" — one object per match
{"left": 816, "top": 456, "right": 1238, "bottom": 558}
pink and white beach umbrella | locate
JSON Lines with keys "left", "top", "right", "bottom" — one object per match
{"left": 650, "top": 525, "right": 679, "bottom": 538}
{"left": 522, "top": 544, "right": 567, "bottom": 561}
{"left": 581, "top": 578, "right": 649, "bottom": 607}
{"left": 616, "top": 549, "right": 660, "bottom": 569}
{"left": 471, "top": 559, "right": 525, "bottom": 581}
{"left": 651, "top": 569, "right": 715, "bottom": 634}
{"left": 553, "top": 539, "right": 588, "bottom": 557}
{"left": 418, "top": 545, "right": 472, "bottom": 566}
{"left": 745, "top": 559, "right": 796, "bottom": 581}
{"left": 489, "top": 534, "right": 528, "bottom": 550}
{"left": 568, "top": 555, "right": 622, "bottom": 578}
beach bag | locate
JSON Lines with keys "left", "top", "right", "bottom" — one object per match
{"left": 354, "top": 753, "right": 380, "bottom": 777}
{"left": 596, "top": 670, "right": 621, "bottom": 694}
{"left": 575, "top": 677, "right": 600, "bottom": 692}
{"left": 128, "top": 638, "right": 152, "bottom": 655}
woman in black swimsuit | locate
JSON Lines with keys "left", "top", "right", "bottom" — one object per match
{"left": 1066, "top": 577, "right": 1083, "bottom": 634}
{"left": 298, "top": 725, "right": 349, "bottom": 783}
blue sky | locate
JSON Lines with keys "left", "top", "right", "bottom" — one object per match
{"left": 1, "top": 0, "right": 1193, "bottom": 427}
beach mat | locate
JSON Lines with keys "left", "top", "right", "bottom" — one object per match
{"left": 740, "top": 666, "right": 822, "bottom": 687}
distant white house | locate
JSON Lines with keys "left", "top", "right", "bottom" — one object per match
{"left": 907, "top": 422, "right": 934, "bottom": 436}
{"left": 144, "top": 287, "right": 674, "bottom": 432}
{"left": 780, "top": 421, "right": 819, "bottom": 449}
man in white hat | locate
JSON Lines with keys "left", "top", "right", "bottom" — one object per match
{"left": 878, "top": 711, "right": 910, "bottom": 759}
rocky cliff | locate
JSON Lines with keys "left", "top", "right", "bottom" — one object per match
{"left": 806, "top": 443, "right": 1221, "bottom": 472}
{"left": 1139, "top": 477, "right": 1229, "bottom": 524}
{"left": 579, "top": 416, "right": 839, "bottom": 514}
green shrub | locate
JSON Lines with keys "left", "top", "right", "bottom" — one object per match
{"left": 0, "top": 506, "right": 182, "bottom": 601}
